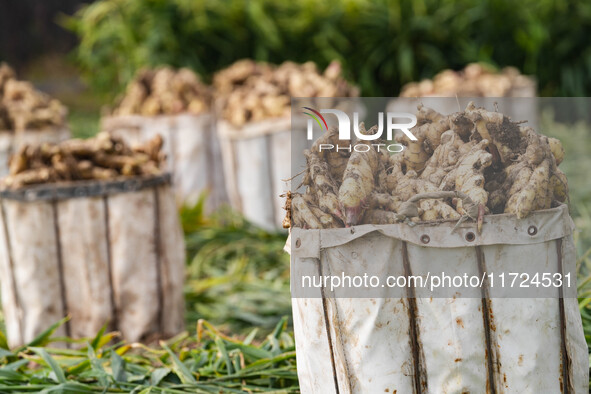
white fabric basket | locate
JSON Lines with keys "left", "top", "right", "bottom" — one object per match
{"left": 289, "top": 205, "right": 588, "bottom": 393}
{"left": 102, "top": 113, "right": 227, "bottom": 210}
{"left": 217, "top": 117, "right": 308, "bottom": 230}
{"left": 0, "top": 175, "right": 185, "bottom": 347}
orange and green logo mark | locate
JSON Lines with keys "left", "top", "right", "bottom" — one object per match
{"left": 303, "top": 107, "right": 328, "bottom": 131}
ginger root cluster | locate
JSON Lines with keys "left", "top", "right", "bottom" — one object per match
{"left": 287, "top": 103, "right": 567, "bottom": 229}
{"left": 0, "top": 63, "right": 67, "bottom": 132}
{"left": 112, "top": 67, "right": 210, "bottom": 116}
{"left": 214, "top": 60, "right": 358, "bottom": 127}
{"left": 2, "top": 133, "right": 165, "bottom": 189}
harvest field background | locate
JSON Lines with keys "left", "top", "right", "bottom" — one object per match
{"left": 1, "top": 0, "right": 591, "bottom": 392}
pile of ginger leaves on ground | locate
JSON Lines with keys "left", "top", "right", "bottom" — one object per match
{"left": 285, "top": 102, "right": 567, "bottom": 231}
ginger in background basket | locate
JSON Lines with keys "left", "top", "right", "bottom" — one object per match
{"left": 287, "top": 102, "right": 568, "bottom": 229}
{"left": 2, "top": 132, "right": 165, "bottom": 189}
{"left": 400, "top": 63, "right": 534, "bottom": 98}
{"left": 214, "top": 60, "right": 359, "bottom": 127}
{"left": 0, "top": 62, "right": 67, "bottom": 131}
{"left": 112, "top": 67, "right": 211, "bottom": 116}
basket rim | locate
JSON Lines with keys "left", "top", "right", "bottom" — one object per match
{"left": 289, "top": 204, "right": 574, "bottom": 252}
{"left": 0, "top": 173, "right": 171, "bottom": 202}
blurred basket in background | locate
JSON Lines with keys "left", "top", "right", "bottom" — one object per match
{"left": 387, "top": 64, "right": 538, "bottom": 129}
{"left": 0, "top": 174, "right": 185, "bottom": 347}
{"left": 101, "top": 67, "right": 227, "bottom": 210}
{"left": 0, "top": 127, "right": 70, "bottom": 177}
{"left": 214, "top": 60, "right": 359, "bottom": 229}
{"left": 0, "top": 62, "right": 71, "bottom": 177}
{"left": 102, "top": 113, "right": 226, "bottom": 210}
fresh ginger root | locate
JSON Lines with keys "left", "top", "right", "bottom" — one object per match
{"left": 381, "top": 154, "right": 459, "bottom": 221}
{"left": 302, "top": 149, "right": 343, "bottom": 223}
{"left": 113, "top": 67, "right": 210, "bottom": 116}
{"left": 0, "top": 63, "right": 67, "bottom": 132}
{"left": 310, "top": 206, "right": 341, "bottom": 229}
{"left": 548, "top": 137, "right": 565, "bottom": 165}
{"left": 485, "top": 126, "right": 565, "bottom": 218}
{"left": 338, "top": 141, "right": 381, "bottom": 226}
{"left": 400, "top": 63, "right": 534, "bottom": 98}
{"left": 440, "top": 139, "right": 493, "bottom": 215}
{"left": 464, "top": 101, "right": 525, "bottom": 165}
{"left": 391, "top": 168, "right": 460, "bottom": 221}
{"left": 396, "top": 105, "right": 450, "bottom": 172}
{"left": 550, "top": 168, "right": 569, "bottom": 204}
{"left": 505, "top": 158, "right": 551, "bottom": 218}
{"left": 501, "top": 131, "right": 559, "bottom": 218}
{"left": 416, "top": 182, "right": 461, "bottom": 221}
{"left": 361, "top": 209, "right": 401, "bottom": 225}
{"left": 215, "top": 60, "right": 358, "bottom": 127}
{"left": 286, "top": 103, "right": 569, "bottom": 229}
{"left": 337, "top": 124, "right": 390, "bottom": 227}
{"left": 291, "top": 193, "right": 324, "bottom": 229}
{"left": 420, "top": 130, "right": 467, "bottom": 186}
{"left": 311, "top": 126, "right": 351, "bottom": 182}
{"left": 2, "top": 133, "right": 165, "bottom": 189}
{"left": 281, "top": 191, "right": 293, "bottom": 229}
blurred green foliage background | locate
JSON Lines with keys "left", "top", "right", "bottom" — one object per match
{"left": 62, "top": 0, "right": 591, "bottom": 97}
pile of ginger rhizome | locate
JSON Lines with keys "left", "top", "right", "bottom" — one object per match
{"left": 214, "top": 59, "right": 359, "bottom": 127}
{"left": 0, "top": 132, "right": 165, "bottom": 190}
{"left": 0, "top": 63, "right": 67, "bottom": 131}
{"left": 110, "top": 66, "right": 210, "bottom": 116}
{"left": 285, "top": 102, "right": 567, "bottom": 232}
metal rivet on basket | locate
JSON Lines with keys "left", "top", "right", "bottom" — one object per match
{"left": 420, "top": 234, "right": 430, "bottom": 244}
{"left": 351, "top": 252, "right": 358, "bottom": 259}
{"left": 295, "top": 238, "right": 301, "bottom": 248}
{"left": 465, "top": 232, "right": 476, "bottom": 242}
{"left": 528, "top": 225, "right": 538, "bottom": 236}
